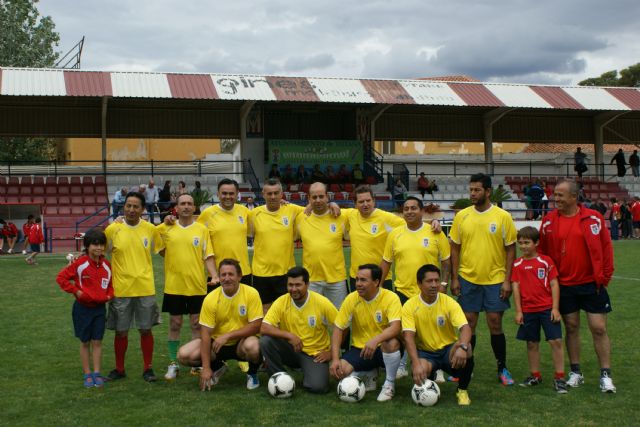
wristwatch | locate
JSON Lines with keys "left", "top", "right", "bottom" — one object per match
{"left": 459, "top": 343, "right": 469, "bottom": 352}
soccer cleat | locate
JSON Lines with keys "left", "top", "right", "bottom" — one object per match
{"left": 246, "top": 373, "right": 260, "bottom": 390}
{"left": 83, "top": 373, "right": 94, "bottom": 388}
{"left": 600, "top": 373, "right": 616, "bottom": 393}
{"left": 376, "top": 382, "right": 395, "bottom": 402}
{"left": 210, "top": 364, "right": 228, "bottom": 387}
{"left": 554, "top": 378, "right": 568, "bottom": 394}
{"left": 164, "top": 362, "right": 179, "bottom": 381}
{"left": 93, "top": 372, "right": 106, "bottom": 387}
{"left": 238, "top": 361, "right": 249, "bottom": 372}
{"left": 435, "top": 369, "right": 446, "bottom": 384}
{"left": 107, "top": 369, "right": 126, "bottom": 381}
{"left": 520, "top": 375, "right": 541, "bottom": 387}
{"left": 498, "top": 368, "right": 515, "bottom": 386}
{"left": 22, "top": 250, "right": 27, "bottom": 255}
{"left": 566, "top": 371, "right": 584, "bottom": 388}
{"left": 396, "top": 366, "right": 409, "bottom": 379}
{"left": 7, "top": 249, "right": 12, "bottom": 254}
{"left": 447, "top": 375, "right": 459, "bottom": 382}
{"left": 456, "top": 389, "right": 471, "bottom": 406}
{"left": 190, "top": 367, "right": 202, "bottom": 376}
{"left": 142, "top": 368, "right": 157, "bottom": 382}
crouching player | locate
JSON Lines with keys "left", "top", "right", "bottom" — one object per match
{"left": 56, "top": 229, "right": 113, "bottom": 387}
{"left": 330, "top": 264, "right": 403, "bottom": 402}
{"left": 403, "top": 264, "right": 474, "bottom": 406}
{"left": 177, "top": 259, "right": 263, "bottom": 391}
{"left": 260, "top": 266, "right": 337, "bottom": 393}
{"left": 512, "top": 226, "right": 566, "bottom": 393}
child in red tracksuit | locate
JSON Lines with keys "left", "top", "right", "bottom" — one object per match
{"left": 56, "top": 228, "right": 113, "bottom": 388}
{"left": 25, "top": 217, "right": 44, "bottom": 265}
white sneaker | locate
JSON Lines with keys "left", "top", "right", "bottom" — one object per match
{"left": 435, "top": 369, "right": 446, "bottom": 384}
{"left": 7, "top": 249, "right": 12, "bottom": 254}
{"left": 376, "top": 382, "right": 395, "bottom": 402}
{"left": 21, "top": 250, "right": 27, "bottom": 255}
{"left": 600, "top": 374, "right": 616, "bottom": 393}
{"left": 566, "top": 371, "right": 584, "bottom": 388}
{"left": 246, "top": 373, "right": 260, "bottom": 390}
{"left": 396, "top": 366, "right": 409, "bottom": 379}
{"left": 164, "top": 362, "right": 179, "bottom": 380}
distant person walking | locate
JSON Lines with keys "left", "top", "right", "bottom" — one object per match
{"left": 610, "top": 148, "right": 626, "bottom": 177}
{"left": 629, "top": 149, "right": 639, "bottom": 178}
{"left": 574, "top": 147, "right": 588, "bottom": 178}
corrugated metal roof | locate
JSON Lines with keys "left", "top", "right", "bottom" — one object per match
{"left": 562, "top": 87, "right": 629, "bottom": 111}
{"left": 167, "top": 74, "right": 217, "bottom": 99}
{"left": 606, "top": 88, "right": 640, "bottom": 110}
{"left": 111, "top": 72, "right": 172, "bottom": 98}
{"left": 485, "top": 84, "right": 551, "bottom": 109}
{"left": 307, "top": 78, "right": 374, "bottom": 103}
{"left": 399, "top": 80, "right": 465, "bottom": 106}
{"left": 64, "top": 71, "right": 112, "bottom": 97}
{"left": 448, "top": 82, "right": 504, "bottom": 107}
{"left": 266, "top": 76, "right": 320, "bottom": 102}
{"left": 1, "top": 69, "right": 66, "bottom": 96}
{"left": 212, "top": 74, "right": 277, "bottom": 101}
{"left": 530, "top": 86, "right": 585, "bottom": 109}
{"left": 361, "top": 79, "right": 414, "bottom": 104}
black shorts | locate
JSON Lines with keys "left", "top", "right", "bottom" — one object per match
{"left": 342, "top": 347, "right": 385, "bottom": 371}
{"left": 252, "top": 275, "right": 287, "bottom": 304}
{"left": 348, "top": 277, "right": 393, "bottom": 293}
{"left": 72, "top": 301, "right": 106, "bottom": 342}
{"left": 559, "top": 283, "right": 612, "bottom": 315}
{"left": 214, "top": 342, "right": 247, "bottom": 362}
{"left": 162, "top": 294, "right": 206, "bottom": 315}
{"left": 516, "top": 309, "right": 562, "bottom": 342}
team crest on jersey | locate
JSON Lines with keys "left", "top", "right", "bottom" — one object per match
{"left": 590, "top": 224, "right": 599, "bottom": 235}
{"left": 282, "top": 216, "right": 289, "bottom": 226}
{"left": 101, "top": 278, "right": 109, "bottom": 289}
{"left": 375, "top": 310, "right": 383, "bottom": 323}
{"left": 537, "top": 268, "right": 546, "bottom": 279}
{"left": 423, "top": 238, "right": 429, "bottom": 248}
{"left": 330, "top": 223, "right": 337, "bottom": 233}
{"left": 239, "top": 305, "right": 247, "bottom": 316}
{"left": 193, "top": 237, "right": 200, "bottom": 247}
{"left": 308, "top": 316, "right": 316, "bottom": 327}
{"left": 238, "top": 216, "right": 244, "bottom": 224}
{"left": 489, "top": 223, "right": 497, "bottom": 234}
{"left": 371, "top": 224, "right": 378, "bottom": 234}
{"left": 437, "top": 315, "right": 445, "bottom": 327}
{"left": 143, "top": 237, "right": 149, "bottom": 248}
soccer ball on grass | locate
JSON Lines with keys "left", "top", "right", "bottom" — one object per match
{"left": 411, "top": 379, "right": 440, "bottom": 406}
{"left": 267, "top": 372, "right": 295, "bottom": 398}
{"left": 337, "top": 376, "right": 366, "bottom": 403}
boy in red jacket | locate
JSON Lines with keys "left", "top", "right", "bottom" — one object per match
{"left": 57, "top": 228, "right": 113, "bottom": 387}
{"left": 25, "top": 217, "right": 44, "bottom": 265}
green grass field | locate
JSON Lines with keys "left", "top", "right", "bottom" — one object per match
{"left": 1, "top": 242, "right": 639, "bottom": 426}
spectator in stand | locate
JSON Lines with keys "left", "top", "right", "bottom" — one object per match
{"left": 281, "top": 164, "right": 294, "bottom": 185}
{"left": 610, "top": 197, "right": 621, "bottom": 241}
{"left": 528, "top": 180, "right": 545, "bottom": 220}
{"left": 392, "top": 178, "right": 407, "bottom": 208}
{"left": 610, "top": 148, "right": 627, "bottom": 178}
{"left": 311, "top": 164, "right": 326, "bottom": 183}
{"left": 0, "top": 219, "right": 19, "bottom": 254}
{"left": 620, "top": 200, "right": 633, "bottom": 239}
{"left": 574, "top": 147, "right": 588, "bottom": 178}
{"left": 352, "top": 164, "right": 364, "bottom": 185}
{"left": 629, "top": 150, "right": 639, "bottom": 178}
{"left": 244, "top": 196, "right": 259, "bottom": 210}
{"left": 144, "top": 179, "right": 160, "bottom": 224}
{"left": 192, "top": 181, "right": 204, "bottom": 198}
{"left": 417, "top": 172, "right": 436, "bottom": 200}
{"left": 522, "top": 182, "right": 533, "bottom": 219}
{"left": 295, "top": 165, "right": 309, "bottom": 184}
{"left": 592, "top": 199, "right": 608, "bottom": 216}
{"left": 268, "top": 164, "right": 281, "bottom": 180}
{"left": 158, "top": 180, "right": 174, "bottom": 221}
{"left": 632, "top": 196, "right": 640, "bottom": 239}
{"left": 337, "top": 164, "right": 351, "bottom": 183}
{"left": 25, "top": 217, "right": 43, "bottom": 265}
{"left": 177, "top": 181, "right": 188, "bottom": 196}
{"left": 496, "top": 184, "right": 506, "bottom": 209}
{"left": 21, "top": 214, "right": 35, "bottom": 254}
{"left": 112, "top": 187, "right": 128, "bottom": 219}
{"left": 541, "top": 180, "right": 551, "bottom": 214}
{"left": 325, "top": 165, "right": 337, "bottom": 185}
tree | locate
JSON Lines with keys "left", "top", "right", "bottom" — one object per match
{"left": 579, "top": 63, "right": 640, "bottom": 87}
{"left": 0, "top": 0, "right": 61, "bottom": 161}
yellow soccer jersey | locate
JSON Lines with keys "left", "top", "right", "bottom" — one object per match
{"left": 106, "top": 220, "right": 164, "bottom": 297}
{"left": 449, "top": 205, "right": 517, "bottom": 285}
{"left": 334, "top": 289, "right": 402, "bottom": 349}
{"left": 199, "top": 284, "right": 263, "bottom": 346}
{"left": 295, "top": 211, "right": 348, "bottom": 282}
{"left": 157, "top": 222, "right": 214, "bottom": 296}
{"left": 264, "top": 291, "right": 337, "bottom": 356}
{"left": 250, "top": 204, "right": 305, "bottom": 277}
{"left": 402, "top": 293, "right": 468, "bottom": 352}
{"left": 383, "top": 225, "right": 451, "bottom": 299}
{"left": 345, "top": 208, "right": 405, "bottom": 280}
{"left": 197, "top": 204, "right": 250, "bottom": 275}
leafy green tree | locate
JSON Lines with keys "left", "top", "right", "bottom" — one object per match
{"left": 0, "top": 0, "right": 61, "bottom": 161}
{"left": 579, "top": 63, "right": 640, "bottom": 87}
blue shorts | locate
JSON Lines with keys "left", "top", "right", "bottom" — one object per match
{"left": 72, "top": 301, "right": 106, "bottom": 342}
{"left": 559, "top": 283, "right": 612, "bottom": 315}
{"left": 418, "top": 344, "right": 453, "bottom": 373}
{"left": 516, "top": 309, "right": 562, "bottom": 342}
{"left": 458, "top": 276, "right": 510, "bottom": 313}
{"left": 30, "top": 243, "right": 41, "bottom": 253}
{"left": 342, "top": 347, "right": 385, "bottom": 371}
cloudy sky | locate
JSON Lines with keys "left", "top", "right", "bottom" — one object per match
{"left": 39, "top": 0, "right": 639, "bottom": 85}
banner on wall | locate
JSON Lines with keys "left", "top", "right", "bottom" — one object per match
{"left": 267, "top": 140, "right": 363, "bottom": 170}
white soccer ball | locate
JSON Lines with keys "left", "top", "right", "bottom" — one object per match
{"left": 66, "top": 253, "right": 75, "bottom": 262}
{"left": 411, "top": 379, "right": 440, "bottom": 406}
{"left": 267, "top": 372, "right": 295, "bottom": 398}
{"left": 337, "top": 376, "right": 366, "bottom": 403}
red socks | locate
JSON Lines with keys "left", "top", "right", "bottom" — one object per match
{"left": 141, "top": 333, "right": 154, "bottom": 371}
{"left": 555, "top": 371, "right": 565, "bottom": 380}
{"left": 114, "top": 335, "right": 128, "bottom": 373}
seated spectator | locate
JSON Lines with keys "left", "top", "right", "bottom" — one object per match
{"left": 311, "top": 164, "right": 326, "bottom": 183}
{"left": 112, "top": 187, "right": 128, "bottom": 219}
{"left": 392, "top": 178, "right": 407, "bottom": 208}
{"left": 352, "top": 164, "right": 364, "bottom": 185}
{"left": 281, "top": 164, "right": 294, "bottom": 185}
{"left": 417, "top": 172, "right": 436, "bottom": 199}
{"left": 325, "top": 165, "right": 337, "bottom": 184}
{"left": 337, "top": 164, "right": 351, "bottom": 183}
{"left": 592, "top": 198, "right": 607, "bottom": 216}
{"left": 268, "top": 164, "right": 281, "bottom": 180}
{"left": 0, "top": 219, "right": 19, "bottom": 254}
{"left": 295, "top": 165, "right": 309, "bottom": 184}
{"left": 245, "top": 196, "right": 259, "bottom": 210}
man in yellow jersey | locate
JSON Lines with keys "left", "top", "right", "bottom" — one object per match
{"left": 177, "top": 259, "right": 263, "bottom": 390}
{"left": 260, "top": 266, "right": 337, "bottom": 393}
{"left": 197, "top": 179, "right": 252, "bottom": 285}
{"left": 330, "top": 264, "right": 403, "bottom": 402}
{"left": 105, "top": 192, "right": 165, "bottom": 382}
{"left": 450, "top": 173, "right": 517, "bottom": 386}
{"left": 157, "top": 194, "right": 218, "bottom": 380}
{"left": 403, "top": 264, "right": 474, "bottom": 406}
{"left": 295, "top": 182, "right": 349, "bottom": 308}
{"left": 381, "top": 196, "right": 451, "bottom": 305}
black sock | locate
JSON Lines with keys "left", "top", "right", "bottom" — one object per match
{"left": 490, "top": 333, "right": 507, "bottom": 372}
{"left": 248, "top": 362, "right": 260, "bottom": 375}
{"left": 211, "top": 359, "right": 225, "bottom": 371}
{"left": 470, "top": 334, "right": 477, "bottom": 351}
{"left": 570, "top": 363, "right": 581, "bottom": 374}
{"left": 600, "top": 368, "right": 611, "bottom": 377}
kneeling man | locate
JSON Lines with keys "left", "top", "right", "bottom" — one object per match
{"left": 177, "top": 259, "right": 263, "bottom": 391}
{"left": 403, "top": 264, "right": 474, "bottom": 406}
{"left": 260, "top": 266, "right": 337, "bottom": 393}
{"left": 330, "top": 264, "right": 403, "bottom": 402}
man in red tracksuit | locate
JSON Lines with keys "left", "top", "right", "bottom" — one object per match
{"left": 538, "top": 178, "right": 615, "bottom": 393}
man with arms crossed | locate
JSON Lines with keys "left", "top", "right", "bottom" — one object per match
{"left": 260, "top": 266, "right": 337, "bottom": 393}
{"left": 450, "top": 173, "right": 517, "bottom": 386}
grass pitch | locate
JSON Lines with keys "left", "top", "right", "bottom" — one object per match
{"left": 1, "top": 243, "right": 639, "bottom": 426}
